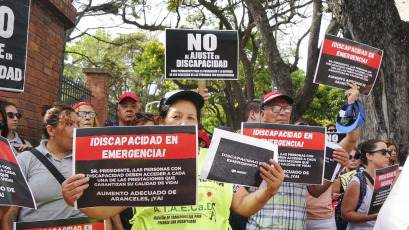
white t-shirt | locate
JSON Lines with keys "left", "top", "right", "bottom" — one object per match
{"left": 374, "top": 161, "right": 409, "bottom": 229}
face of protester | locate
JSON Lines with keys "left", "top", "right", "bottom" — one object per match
{"left": 261, "top": 98, "right": 291, "bottom": 124}
{"left": 52, "top": 112, "right": 79, "bottom": 152}
{"left": 347, "top": 149, "right": 361, "bottom": 171}
{"left": 367, "top": 142, "right": 390, "bottom": 169}
{"left": 5, "top": 105, "right": 18, "bottom": 132}
{"left": 117, "top": 98, "right": 140, "bottom": 126}
{"left": 76, "top": 105, "right": 96, "bottom": 128}
{"left": 387, "top": 145, "right": 397, "bottom": 162}
{"left": 160, "top": 99, "right": 198, "bottom": 126}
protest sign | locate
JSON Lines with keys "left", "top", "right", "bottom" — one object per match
{"left": 74, "top": 125, "right": 197, "bottom": 208}
{"left": 323, "top": 141, "right": 341, "bottom": 182}
{"left": 165, "top": 28, "right": 238, "bottom": 80}
{"left": 0, "top": 136, "right": 35, "bottom": 209}
{"left": 0, "top": 0, "right": 31, "bottom": 92}
{"left": 200, "top": 128, "right": 278, "bottom": 188}
{"left": 242, "top": 123, "right": 326, "bottom": 184}
{"left": 367, "top": 164, "right": 399, "bottom": 216}
{"left": 327, "top": 132, "right": 346, "bottom": 144}
{"left": 313, "top": 34, "right": 383, "bottom": 95}
{"left": 14, "top": 217, "right": 105, "bottom": 230}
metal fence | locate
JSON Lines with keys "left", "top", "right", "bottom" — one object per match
{"left": 108, "top": 101, "right": 118, "bottom": 122}
{"left": 58, "top": 75, "right": 92, "bottom": 106}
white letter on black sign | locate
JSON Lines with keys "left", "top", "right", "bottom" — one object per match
{"left": 0, "top": 6, "right": 15, "bottom": 39}
{"left": 203, "top": 34, "right": 217, "bottom": 51}
{"left": 187, "top": 33, "right": 201, "bottom": 51}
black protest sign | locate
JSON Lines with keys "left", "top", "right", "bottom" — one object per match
{"left": 367, "top": 164, "right": 399, "bottom": 216}
{"left": 0, "top": 136, "right": 35, "bottom": 209}
{"left": 165, "top": 29, "right": 238, "bottom": 80}
{"left": 242, "top": 123, "right": 326, "bottom": 184}
{"left": 14, "top": 217, "right": 105, "bottom": 230}
{"left": 327, "top": 132, "right": 346, "bottom": 144}
{"left": 200, "top": 128, "right": 278, "bottom": 188}
{"left": 74, "top": 125, "right": 197, "bottom": 208}
{"left": 313, "top": 34, "right": 383, "bottom": 95}
{"left": 323, "top": 141, "right": 341, "bottom": 182}
{"left": 0, "top": 0, "right": 31, "bottom": 92}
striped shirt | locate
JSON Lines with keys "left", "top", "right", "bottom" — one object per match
{"left": 246, "top": 183, "right": 307, "bottom": 230}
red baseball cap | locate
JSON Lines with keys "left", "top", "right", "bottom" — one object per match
{"left": 261, "top": 91, "right": 293, "bottom": 108}
{"left": 119, "top": 92, "right": 139, "bottom": 104}
{"left": 198, "top": 130, "right": 210, "bottom": 148}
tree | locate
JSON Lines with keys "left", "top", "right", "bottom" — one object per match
{"left": 327, "top": 0, "right": 409, "bottom": 143}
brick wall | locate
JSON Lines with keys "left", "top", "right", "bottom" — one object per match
{"left": 0, "top": 0, "right": 76, "bottom": 146}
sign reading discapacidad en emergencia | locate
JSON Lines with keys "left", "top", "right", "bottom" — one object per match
{"left": 165, "top": 29, "right": 238, "bottom": 80}
{"left": 0, "top": 0, "right": 31, "bottom": 92}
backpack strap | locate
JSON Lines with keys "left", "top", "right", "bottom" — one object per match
{"left": 362, "top": 171, "right": 374, "bottom": 186}
{"left": 30, "top": 149, "right": 66, "bottom": 184}
{"left": 355, "top": 172, "right": 368, "bottom": 211}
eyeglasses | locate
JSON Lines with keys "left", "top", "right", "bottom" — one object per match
{"left": 349, "top": 153, "right": 361, "bottom": 160}
{"left": 368, "top": 149, "right": 392, "bottom": 156}
{"left": 264, "top": 105, "right": 292, "bottom": 114}
{"left": 7, "top": 112, "right": 22, "bottom": 119}
{"left": 135, "top": 113, "right": 155, "bottom": 120}
{"left": 328, "top": 128, "right": 337, "bottom": 132}
{"left": 76, "top": 111, "right": 97, "bottom": 118}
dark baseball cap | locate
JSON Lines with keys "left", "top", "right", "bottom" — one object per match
{"left": 261, "top": 91, "right": 294, "bottom": 108}
{"left": 160, "top": 90, "right": 204, "bottom": 110}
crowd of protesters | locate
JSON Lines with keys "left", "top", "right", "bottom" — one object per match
{"left": 0, "top": 81, "right": 408, "bottom": 230}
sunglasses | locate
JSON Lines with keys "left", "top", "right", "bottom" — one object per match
{"left": 76, "top": 111, "right": 97, "bottom": 118}
{"left": 349, "top": 153, "right": 361, "bottom": 160}
{"left": 368, "top": 149, "right": 392, "bottom": 156}
{"left": 328, "top": 128, "right": 337, "bottom": 132}
{"left": 135, "top": 113, "right": 155, "bottom": 120}
{"left": 264, "top": 105, "right": 292, "bottom": 114}
{"left": 7, "top": 112, "right": 22, "bottom": 119}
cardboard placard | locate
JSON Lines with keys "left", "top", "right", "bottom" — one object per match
{"left": 14, "top": 217, "right": 105, "bottom": 230}
{"left": 73, "top": 125, "right": 197, "bottom": 208}
{"left": 241, "top": 123, "right": 326, "bottom": 184}
{"left": 0, "top": 136, "right": 36, "bottom": 209}
{"left": 324, "top": 141, "right": 341, "bottom": 182}
{"left": 165, "top": 28, "right": 239, "bottom": 80}
{"left": 327, "top": 132, "right": 347, "bottom": 144}
{"left": 367, "top": 164, "right": 399, "bottom": 215}
{"left": 0, "top": 0, "right": 31, "bottom": 92}
{"left": 313, "top": 34, "right": 383, "bottom": 95}
{"left": 200, "top": 128, "right": 278, "bottom": 188}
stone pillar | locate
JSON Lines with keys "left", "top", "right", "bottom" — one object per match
{"left": 83, "top": 68, "right": 113, "bottom": 125}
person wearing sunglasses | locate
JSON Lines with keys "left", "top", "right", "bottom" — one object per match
{"left": 130, "top": 112, "right": 158, "bottom": 126}
{"left": 72, "top": 102, "right": 100, "bottom": 128}
{"left": 326, "top": 124, "right": 337, "bottom": 133}
{"left": 341, "top": 139, "right": 391, "bottom": 229}
{"left": 385, "top": 138, "right": 399, "bottom": 166}
{"left": 0, "top": 101, "right": 32, "bottom": 153}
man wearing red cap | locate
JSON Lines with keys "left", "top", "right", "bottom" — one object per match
{"left": 246, "top": 90, "right": 355, "bottom": 230}
{"left": 117, "top": 92, "right": 141, "bottom": 127}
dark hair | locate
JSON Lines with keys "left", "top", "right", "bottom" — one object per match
{"left": 41, "top": 103, "right": 75, "bottom": 139}
{"left": 294, "top": 118, "right": 322, "bottom": 127}
{"left": 0, "top": 100, "right": 16, "bottom": 109}
{"left": 130, "top": 113, "right": 158, "bottom": 126}
{"left": 360, "top": 139, "right": 384, "bottom": 165}
{"left": 159, "top": 101, "right": 201, "bottom": 123}
{"left": 326, "top": 124, "right": 336, "bottom": 129}
{"left": 399, "top": 141, "right": 409, "bottom": 166}
{"left": 243, "top": 100, "right": 261, "bottom": 122}
{"left": 0, "top": 106, "right": 9, "bottom": 138}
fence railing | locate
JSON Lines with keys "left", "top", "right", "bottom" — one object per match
{"left": 108, "top": 101, "right": 118, "bottom": 122}
{"left": 58, "top": 75, "right": 92, "bottom": 106}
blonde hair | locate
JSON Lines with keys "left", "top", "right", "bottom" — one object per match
{"left": 74, "top": 103, "right": 99, "bottom": 127}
